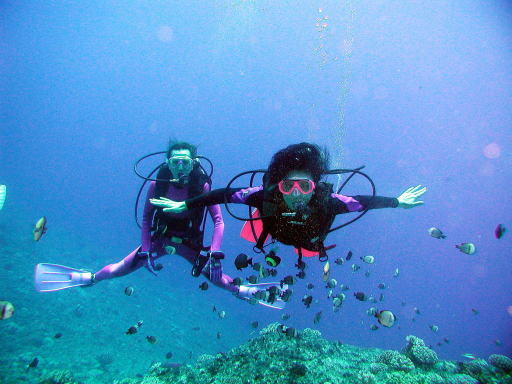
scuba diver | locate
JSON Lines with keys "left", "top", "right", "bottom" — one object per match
{"left": 151, "top": 142, "right": 427, "bottom": 268}
{"left": 34, "top": 141, "right": 284, "bottom": 307}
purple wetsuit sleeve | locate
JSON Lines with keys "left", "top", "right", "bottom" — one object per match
{"left": 141, "top": 181, "right": 156, "bottom": 252}
{"left": 202, "top": 183, "right": 224, "bottom": 251}
{"left": 331, "top": 193, "right": 399, "bottom": 214}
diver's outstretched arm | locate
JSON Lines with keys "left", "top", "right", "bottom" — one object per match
{"left": 332, "top": 184, "right": 426, "bottom": 213}
{"left": 151, "top": 187, "right": 262, "bottom": 213}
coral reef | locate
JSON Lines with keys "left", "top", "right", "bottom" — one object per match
{"left": 403, "top": 335, "right": 439, "bottom": 367}
{"left": 39, "top": 370, "right": 80, "bottom": 384}
{"left": 25, "top": 324, "right": 511, "bottom": 384}
{"left": 488, "top": 354, "right": 512, "bottom": 373}
{"left": 459, "top": 358, "right": 497, "bottom": 382}
{"left": 116, "top": 326, "right": 510, "bottom": 384}
{"left": 434, "top": 361, "right": 460, "bottom": 374}
{"left": 445, "top": 374, "right": 480, "bottom": 384}
{"left": 368, "top": 362, "right": 388, "bottom": 374}
{"left": 377, "top": 350, "right": 415, "bottom": 372}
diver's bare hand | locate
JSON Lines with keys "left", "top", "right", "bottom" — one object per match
{"left": 397, "top": 185, "right": 426, "bottom": 209}
{"left": 150, "top": 198, "right": 188, "bottom": 213}
{"left": 150, "top": 197, "right": 173, "bottom": 207}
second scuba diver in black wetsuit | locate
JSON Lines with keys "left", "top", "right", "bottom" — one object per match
{"left": 151, "top": 142, "right": 427, "bottom": 297}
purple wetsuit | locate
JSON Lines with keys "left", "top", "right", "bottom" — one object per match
{"left": 95, "top": 181, "right": 238, "bottom": 292}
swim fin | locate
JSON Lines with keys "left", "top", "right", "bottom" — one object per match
{"left": 237, "top": 282, "right": 286, "bottom": 310}
{"left": 34, "top": 263, "right": 94, "bottom": 292}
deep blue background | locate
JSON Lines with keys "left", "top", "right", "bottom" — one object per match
{"left": 1, "top": 0, "right": 511, "bottom": 370}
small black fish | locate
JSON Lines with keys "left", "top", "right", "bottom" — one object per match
{"left": 281, "top": 275, "right": 295, "bottom": 286}
{"left": 212, "top": 305, "right": 217, "bottom": 312}
{"left": 495, "top": 224, "right": 506, "bottom": 239}
{"left": 334, "top": 258, "right": 344, "bottom": 265}
{"left": 284, "top": 327, "right": 298, "bottom": 338}
{"left": 281, "top": 289, "right": 293, "bottom": 302}
{"left": 313, "top": 311, "right": 322, "bottom": 324}
{"left": 234, "top": 253, "right": 253, "bottom": 270}
{"left": 377, "top": 283, "right": 386, "bottom": 290}
{"left": 443, "top": 338, "right": 450, "bottom": 344}
{"left": 231, "top": 277, "right": 242, "bottom": 286}
{"left": 346, "top": 250, "right": 353, "bottom": 260}
{"left": 199, "top": 282, "right": 209, "bottom": 291}
{"left": 302, "top": 295, "right": 313, "bottom": 308}
{"left": 126, "top": 326, "right": 138, "bottom": 335}
{"left": 306, "top": 283, "right": 314, "bottom": 290}
{"left": 54, "top": 333, "right": 63, "bottom": 339}
{"left": 268, "top": 286, "right": 279, "bottom": 295}
{"left": 354, "top": 292, "right": 367, "bottom": 301}
{"left": 124, "top": 286, "right": 135, "bottom": 296}
{"left": 216, "top": 332, "right": 221, "bottom": 339}
{"left": 251, "top": 321, "right": 259, "bottom": 328}
{"left": 146, "top": 335, "right": 157, "bottom": 344}
{"left": 28, "top": 357, "right": 39, "bottom": 369}
{"left": 281, "top": 313, "right": 291, "bottom": 320}
{"left": 192, "top": 327, "right": 200, "bottom": 331}
{"left": 137, "top": 320, "right": 143, "bottom": 327}
{"left": 296, "top": 270, "right": 306, "bottom": 279}
{"left": 370, "top": 325, "right": 379, "bottom": 331}
{"left": 268, "top": 268, "right": 278, "bottom": 277}
{"left": 247, "top": 275, "right": 258, "bottom": 284}
{"left": 166, "top": 352, "right": 173, "bottom": 359}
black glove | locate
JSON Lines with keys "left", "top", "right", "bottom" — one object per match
{"left": 191, "top": 249, "right": 210, "bottom": 277}
{"left": 208, "top": 251, "right": 224, "bottom": 282}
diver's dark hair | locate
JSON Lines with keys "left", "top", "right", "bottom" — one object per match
{"left": 166, "top": 140, "right": 198, "bottom": 159}
{"left": 266, "top": 142, "right": 330, "bottom": 185}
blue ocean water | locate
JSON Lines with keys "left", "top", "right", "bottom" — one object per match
{"left": 1, "top": 1, "right": 511, "bottom": 382}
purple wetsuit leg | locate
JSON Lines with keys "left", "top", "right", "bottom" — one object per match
{"left": 93, "top": 241, "right": 237, "bottom": 294}
{"left": 94, "top": 240, "right": 166, "bottom": 282}
{"left": 174, "top": 244, "right": 238, "bottom": 293}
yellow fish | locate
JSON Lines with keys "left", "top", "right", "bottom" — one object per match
{"left": 33, "top": 216, "right": 48, "bottom": 241}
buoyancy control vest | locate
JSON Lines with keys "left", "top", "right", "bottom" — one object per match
{"left": 256, "top": 180, "right": 336, "bottom": 257}
{"left": 151, "top": 165, "right": 209, "bottom": 248}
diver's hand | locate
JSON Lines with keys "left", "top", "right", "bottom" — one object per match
{"left": 150, "top": 198, "right": 188, "bottom": 213}
{"left": 397, "top": 185, "right": 426, "bottom": 209}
